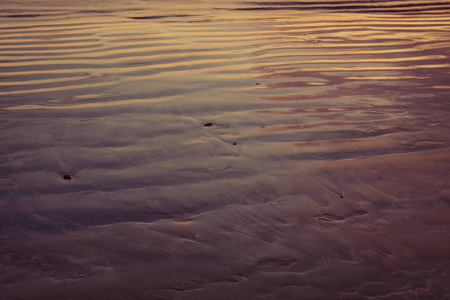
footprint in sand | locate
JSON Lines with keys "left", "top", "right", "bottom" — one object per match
{"left": 314, "top": 210, "right": 368, "bottom": 222}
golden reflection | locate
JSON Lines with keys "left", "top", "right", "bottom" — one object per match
{"left": 0, "top": 41, "right": 100, "bottom": 49}
{"left": 0, "top": 80, "right": 120, "bottom": 96}
{"left": 258, "top": 55, "right": 446, "bottom": 65}
{"left": 0, "top": 48, "right": 239, "bottom": 62}
{"left": 3, "top": 96, "right": 175, "bottom": 111}
{"left": 0, "top": 75, "right": 89, "bottom": 86}
{"left": 345, "top": 75, "right": 428, "bottom": 80}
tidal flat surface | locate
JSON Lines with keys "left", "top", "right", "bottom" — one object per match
{"left": 1, "top": 0, "right": 450, "bottom": 299}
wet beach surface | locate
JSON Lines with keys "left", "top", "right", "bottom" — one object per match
{"left": 1, "top": 1, "right": 450, "bottom": 299}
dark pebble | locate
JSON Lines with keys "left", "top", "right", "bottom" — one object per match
{"left": 63, "top": 175, "right": 72, "bottom": 180}
{"left": 255, "top": 83, "right": 260, "bottom": 85}
{"left": 339, "top": 195, "right": 344, "bottom": 198}
{"left": 203, "top": 122, "right": 213, "bottom": 127}
{"left": 233, "top": 142, "right": 237, "bottom": 145}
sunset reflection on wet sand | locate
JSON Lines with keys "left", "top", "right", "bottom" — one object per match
{"left": 1, "top": 0, "right": 449, "bottom": 299}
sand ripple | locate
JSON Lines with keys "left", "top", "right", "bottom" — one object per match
{"left": 1, "top": 1, "right": 449, "bottom": 299}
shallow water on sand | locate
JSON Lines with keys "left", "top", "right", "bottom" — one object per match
{"left": 1, "top": 1, "right": 450, "bottom": 299}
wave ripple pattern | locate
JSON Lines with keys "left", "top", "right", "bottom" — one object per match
{"left": 1, "top": 1, "right": 450, "bottom": 299}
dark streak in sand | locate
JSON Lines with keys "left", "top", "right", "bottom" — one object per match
{"left": 314, "top": 210, "right": 368, "bottom": 222}
{"left": 234, "top": 2, "right": 450, "bottom": 13}
{"left": 128, "top": 14, "right": 194, "bottom": 20}
{"left": 4, "top": 14, "right": 41, "bottom": 18}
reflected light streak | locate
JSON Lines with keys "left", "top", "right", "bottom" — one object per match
{"left": 3, "top": 96, "right": 175, "bottom": 111}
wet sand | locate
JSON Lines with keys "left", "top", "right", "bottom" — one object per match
{"left": 1, "top": 0, "right": 450, "bottom": 299}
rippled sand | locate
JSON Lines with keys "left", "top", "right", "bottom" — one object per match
{"left": 1, "top": 1, "right": 450, "bottom": 299}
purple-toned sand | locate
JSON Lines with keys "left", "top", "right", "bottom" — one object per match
{"left": 1, "top": 0, "right": 449, "bottom": 299}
